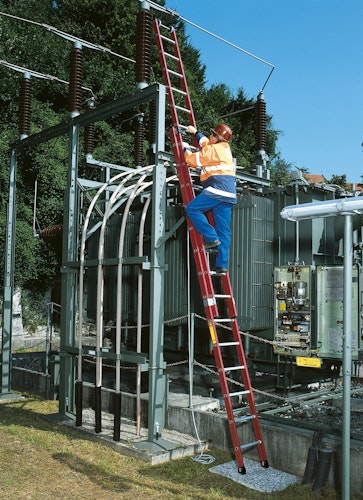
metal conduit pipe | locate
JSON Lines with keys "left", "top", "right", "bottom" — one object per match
{"left": 114, "top": 174, "right": 177, "bottom": 384}
{"left": 113, "top": 174, "right": 151, "bottom": 440}
{"left": 77, "top": 170, "right": 132, "bottom": 426}
{"left": 95, "top": 173, "right": 153, "bottom": 433}
{"left": 114, "top": 175, "right": 177, "bottom": 439}
{"left": 78, "top": 166, "right": 176, "bottom": 434}
{"left": 294, "top": 181, "right": 300, "bottom": 264}
{"left": 76, "top": 166, "right": 154, "bottom": 427}
{"left": 77, "top": 169, "right": 147, "bottom": 426}
{"left": 136, "top": 195, "right": 151, "bottom": 436}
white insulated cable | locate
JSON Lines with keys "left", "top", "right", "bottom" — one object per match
{"left": 186, "top": 228, "right": 215, "bottom": 465}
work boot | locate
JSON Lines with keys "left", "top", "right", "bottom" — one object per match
{"left": 204, "top": 239, "right": 221, "bottom": 250}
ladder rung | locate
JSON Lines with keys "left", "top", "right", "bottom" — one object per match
{"left": 240, "top": 440, "right": 261, "bottom": 451}
{"left": 224, "top": 365, "right": 245, "bottom": 371}
{"left": 158, "top": 21, "right": 172, "bottom": 30}
{"left": 235, "top": 414, "right": 256, "bottom": 424}
{"left": 154, "top": 17, "right": 268, "bottom": 467}
{"left": 170, "top": 86, "right": 187, "bottom": 96}
{"left": 175, "top": 105, "right": 192, "bottom": 114}
{"left": 160, "top": 34, "right": 175, "bottom": 45}
{"left": 167, "top": 68, "right": 183, "bottom": 78}
{"left": 228, "top": 390, "right": 250, "bottom": 397}
{"left": 164, "top": 51, "right": 179, "bottom": 61}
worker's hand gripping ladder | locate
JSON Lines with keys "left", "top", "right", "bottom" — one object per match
{"left": 153, "top": 19, "right": 268, "bottom": 474}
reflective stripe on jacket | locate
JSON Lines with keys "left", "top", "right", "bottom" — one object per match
{"left": 184, "top": 133, "right": 236, "bottom": 201}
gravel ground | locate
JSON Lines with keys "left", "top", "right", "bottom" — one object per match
{"left": 266, "top": 380, "right": 363, "bottom": 438}
{"left": 276, "top": 396, "right": 363, "bottom": 437}
{"left": 209, "top": 458, "right": 300, "bottom": 493}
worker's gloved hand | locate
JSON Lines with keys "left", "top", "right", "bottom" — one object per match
{"left": 185, "top": 125, "right": 197, "bottom": 135}
{"left": 182, "top": 141, "right": 191, "bottom": 149}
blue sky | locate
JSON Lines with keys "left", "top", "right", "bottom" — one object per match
{"left": 166, "top": 0, "right": 363, "bottom": 183}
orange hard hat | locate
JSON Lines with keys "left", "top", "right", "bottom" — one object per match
{"left": 211, "top": 123, "right": 232, "bottom": 142}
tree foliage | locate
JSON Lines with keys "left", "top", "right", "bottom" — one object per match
{"left": 328, "top": 174, "right": 347, "bottom": 189}
{"left": 0, "top": 0, "right": 279, "bottom": 298}
{"left": 269, "top": 157, "right": 294, "bottom": 187}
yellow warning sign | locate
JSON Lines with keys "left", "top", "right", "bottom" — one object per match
{"left": 296, "top": 356, "right": 322, "bottom": 368}
{"left": 208, "top": 321, "right": 217, "bottom": 345}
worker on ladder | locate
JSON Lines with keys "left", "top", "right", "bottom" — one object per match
{"left": 183, "top": 123, "right": 236, "bottom": 273}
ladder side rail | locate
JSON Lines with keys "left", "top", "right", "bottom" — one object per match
{"left": 230, "top": 316, "right": 267, "bottom": 461}
{"left": 210, "top": 320, "right": 246, "bottom": 470}
{"left": 221, "top": 274, "right": 268, "bottom": 463}
{"left": 170, "top": 128, "right": 194, "bottom": 204}
{"left": 154, "top": 21, "right": 182, "bottom": 130}
{"left": 170, "top": 28, "right": 196, "bottom": 130}
{"left": 154, "top": 18, "right": 268, "bottom": 471}
{"left": 169, "top": 107, "right": 218, "bottom": 316}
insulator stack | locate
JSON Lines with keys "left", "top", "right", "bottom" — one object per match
{"left": 39, "top": 224, "right": 63, "bottom": 243}
{"left": 69, "top": 46, "right": 83, "bottom": 114}
{"left": 84, "top": 124, "right": 95, "bottom": 155}
{"left": 148, "top": 99, "right": 157, "bottom": 145}
{"left": 135, "top": 8, "right": 152, "bottom": 86}
{"left": 39, "top": 224, "right": 63, "bottom": 259}
{"left": 255, "top": 92, "right": 267, "bottom": 152}
{"left": 19, "top": 76, "right": 32, "bottom": 138}
{"left": 134, "top": 114, "right": 145, "bottom": 166}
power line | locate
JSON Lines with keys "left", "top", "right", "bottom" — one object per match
{"left": 0, "top": 10, "right": 135, "bottom": 63}
{"left": 144, "top": 0, "right": 275, "bottom": 91}
{"left": 0, "top": 59, "right": 94, "bottom": 95}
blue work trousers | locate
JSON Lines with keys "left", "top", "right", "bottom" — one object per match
{"left": 185, "top": 192, "right": 233, "bottom": 269}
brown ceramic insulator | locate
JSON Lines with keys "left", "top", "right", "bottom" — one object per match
{"left": 84, "top": 123, "right": 95, "bottom": 155}
{"left": 69, "top": 47, "right": 83, "bottom": 113}
{"left": 134, "top": 115, "right": 145, "bottom": 166}
{"left": 148, "top": 99, "right": 157, "bottom": 145}
{"left": 255, "top": 95, "right": 267, "bottom": 151}
{"left": 19, "top": 77, "right": 32, "bottom": 137}
{"left": 135, "top": 9, "right": 152, "bottom": 85}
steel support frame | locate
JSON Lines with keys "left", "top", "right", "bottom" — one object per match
{"left": 148, "top": 84, "right": 167, "bottom": 440}
{"left": 59, "top": 122, "right": 79, "bottom": 414}
{"left": 0, "top": 149, "right": 17, "bottom": 398}
{"left": 1, "top": 84, "right": 170, "bottom": 440}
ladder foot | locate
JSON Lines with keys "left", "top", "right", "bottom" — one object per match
{"left": 261, "top": 460, "right": 269, "bottom": 468}
{"left": 238, "top": 465, "right": 246, "bottom": 475}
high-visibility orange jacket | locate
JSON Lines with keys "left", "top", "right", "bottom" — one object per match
{"left": 184, "top": 132, "right": 236, "bottom": 202}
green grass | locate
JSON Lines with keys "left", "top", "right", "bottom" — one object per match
{"left": 0, "top": 394, "right": 355, "bottom": 499}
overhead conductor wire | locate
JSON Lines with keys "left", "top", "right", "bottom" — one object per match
{"left": 144, "top": 0, "right": 275, "bottom": 92}
{"left": 0, "top": 10, "right": 135, "bottom": 62}
{"left": 0, "top": 60, "right": 94, "bottom": 95}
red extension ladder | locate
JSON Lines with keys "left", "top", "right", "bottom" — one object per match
{"left": 153, "top": 19, "right": 268, "bottom": 474}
